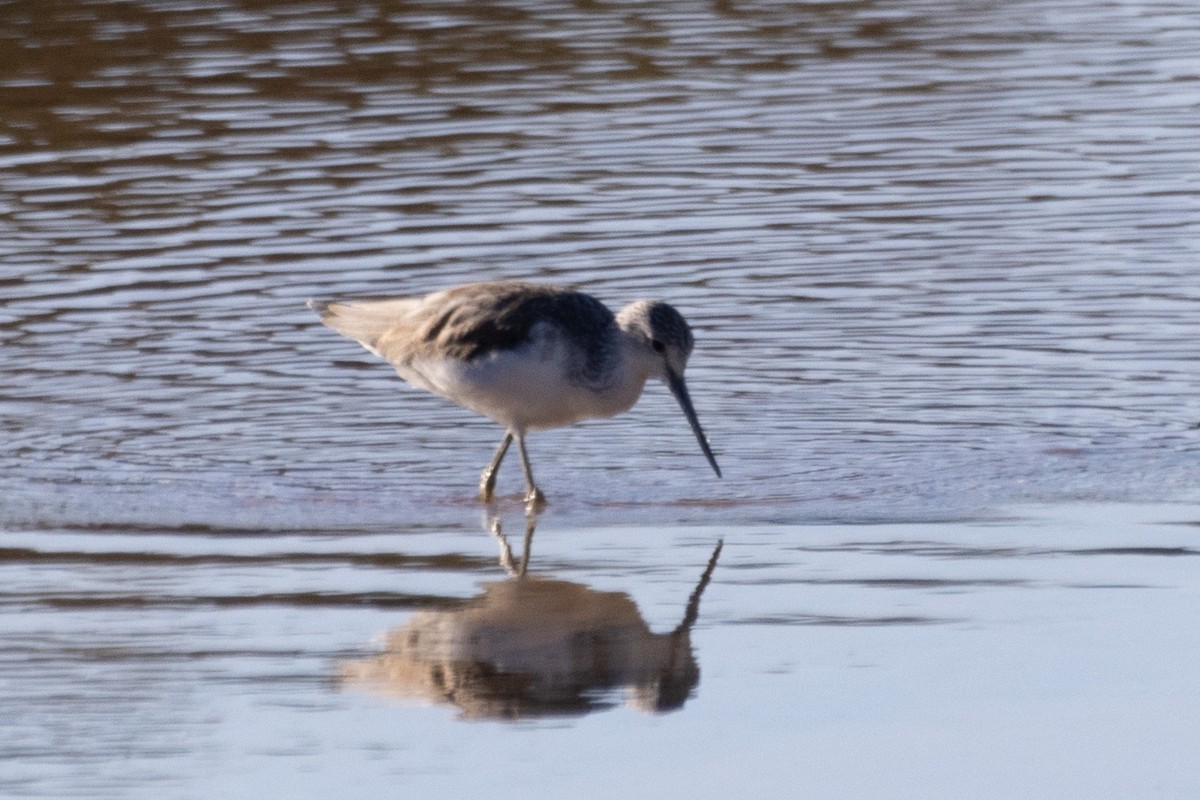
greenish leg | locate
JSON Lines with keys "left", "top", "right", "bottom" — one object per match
{"left": 479, "top": 431, "right": 513, "bottom": 502}
{"left": 515, "top": 432, "right": 546, "bottom": 512}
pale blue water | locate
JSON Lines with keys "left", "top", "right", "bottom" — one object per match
{"left": 6, "top": 503, "right": 1200, "bottom": 799}
{"left": 2, "top": 0, "right": 1199, "bottom": 797}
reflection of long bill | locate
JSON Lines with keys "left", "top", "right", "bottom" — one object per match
{"left": 667, "top": 368, "right": 722, "bottom": 478}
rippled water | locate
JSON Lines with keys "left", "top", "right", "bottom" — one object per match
{"left": 3, "top": 0, "right": 1200, "bottom": 797}
{"left": 4, "top": 0, "right": 1198, "bottom": 526}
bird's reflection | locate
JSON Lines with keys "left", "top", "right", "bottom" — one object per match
{"left": 340, "top": 511, "right": 722, "bottom": 720}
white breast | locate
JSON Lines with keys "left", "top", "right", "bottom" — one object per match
{"left": 397, "top": 322, "right": 649, "bottom": 431}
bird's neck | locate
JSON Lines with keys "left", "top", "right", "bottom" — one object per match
{"left": 563, "top": 329, "right": 646, "bottom": 417}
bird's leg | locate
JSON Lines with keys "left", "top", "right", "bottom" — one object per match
{"left": 479, "top": 432, "right": 513, "bottom": 502}
{"left": 515, "top": 432, "right": 546, "bottom": 512}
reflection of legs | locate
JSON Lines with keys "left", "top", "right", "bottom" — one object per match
{"left": 486, "top": 511, "right": 537, "bottom": 578}
{"left": 486, "top": 512, "right": 517, "bottom": 575}
{"left": 518, "top": 511, "right": 535, "bottom": 576}
{"left": 515, "top": 432, "right": 546, "bottom": 510}
{"left": 479, "top": 432, "right": 513, "bottom": 501}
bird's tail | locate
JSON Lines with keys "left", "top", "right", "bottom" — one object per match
{"left": 306, "top": 297, "right": 419, "bottom": 356}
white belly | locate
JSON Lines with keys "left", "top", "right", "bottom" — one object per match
{"left": 397, "top": 332, "right": 647, "bottom": 431}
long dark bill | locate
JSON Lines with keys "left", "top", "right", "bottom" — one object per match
{"left": 667, "top": 369, "right": 722, "bottom": 478}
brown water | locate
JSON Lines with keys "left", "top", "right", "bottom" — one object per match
{"left": 3, "top": 1, "right": 1200, "bottom": 797}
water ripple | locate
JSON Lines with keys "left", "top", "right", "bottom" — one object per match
{"left": 2, "top": 0, "right": 1199, "bottom": 528}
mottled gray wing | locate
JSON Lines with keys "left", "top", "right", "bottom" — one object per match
{"left": 391, "top": 282, "right": 616, "bottom": 366}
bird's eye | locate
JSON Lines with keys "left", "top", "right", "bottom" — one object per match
{"left": 651, "top": 339, "right": 666, "bottom": 353}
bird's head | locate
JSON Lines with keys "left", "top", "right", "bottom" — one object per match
{"left": 617, "top": 300, "right": 721, "bottom": 478}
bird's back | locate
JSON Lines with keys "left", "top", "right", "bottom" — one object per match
{"left": 312, "top": 282, "right": 617, "bottom": 377}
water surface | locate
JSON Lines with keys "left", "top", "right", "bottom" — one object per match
{"left": 3, "top": 0, "right": 1197, "bottom": 527}
{"left": 2, "top": 1, "right": 1199, "bottom": 797}
{"left": 6, "top": 503, "right": 1200, "bottom": 798}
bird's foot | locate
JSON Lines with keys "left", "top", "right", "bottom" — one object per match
{"left": 524, "top": 487, "right": 546, "bottom": 515}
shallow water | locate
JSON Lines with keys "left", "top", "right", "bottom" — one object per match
{"left": 5, "top": 503, "right": 1200, "bottom": 799}
{"left": 2, "top": 0, "right": 1200, "bottom": 797}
